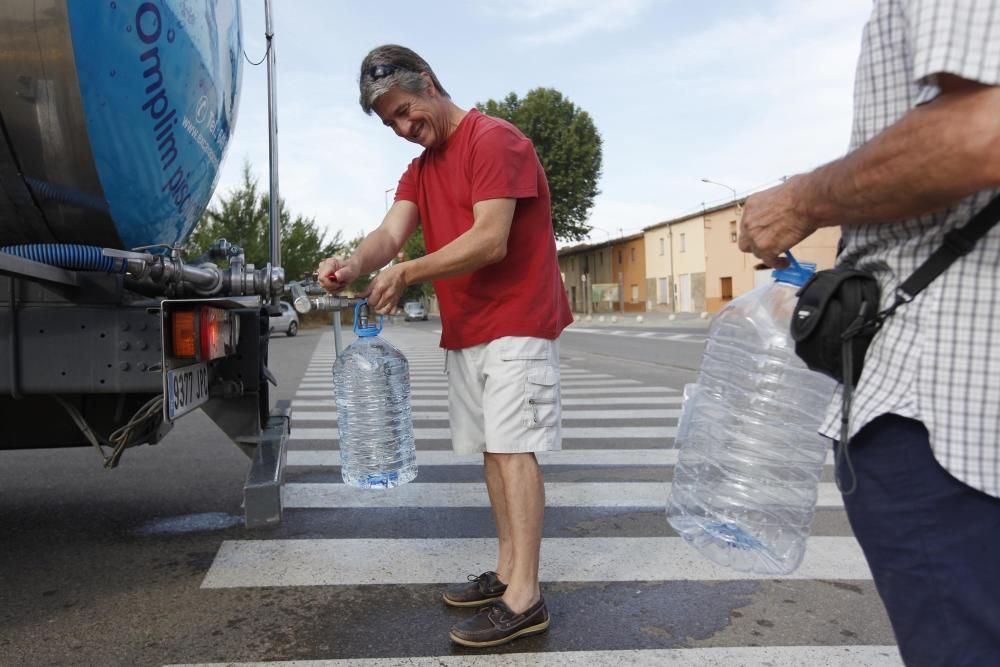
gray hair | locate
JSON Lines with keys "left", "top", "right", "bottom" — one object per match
{"left": 358, "top": 44, "right": 449, "bottom": 115}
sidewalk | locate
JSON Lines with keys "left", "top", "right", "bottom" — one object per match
{"left": 567, "top": 310, "right": 712, "bottom": 331}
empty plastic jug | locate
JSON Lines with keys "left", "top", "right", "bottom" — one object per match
{"left": 666, "top": 256, "right": 837, "bottom": 574}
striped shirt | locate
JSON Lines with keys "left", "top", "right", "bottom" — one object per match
{"left": 819, "top": 0, "right": 1000, "bottom": 498}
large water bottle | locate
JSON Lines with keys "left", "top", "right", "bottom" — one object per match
{"left": 333, "top": 301, "right": 417, "bottom": 489}
{"left": 666, "top": 257, "right": 837, "bottom": 574}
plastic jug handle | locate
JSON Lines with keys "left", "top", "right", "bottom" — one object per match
{"left": 784, "top": 250, "right": 803, "bottom": 272}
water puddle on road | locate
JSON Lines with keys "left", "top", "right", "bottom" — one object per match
{"left": 133, "top": 512, "right": 242, "bottom": 536}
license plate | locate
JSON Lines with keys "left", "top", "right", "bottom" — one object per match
{"left": 165, "top": 362, "right": 210, "bottom": 421}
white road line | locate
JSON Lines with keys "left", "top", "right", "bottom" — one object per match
{"left": 281, "top": 481, "right": 845, "bottom": 509}
{"left": 290, "top": 426, "right": 677, "bottom": 440}
{"left": 286, "top": 449, "right": 838, "bottom": 467}
{"left": 200, "top": 536, "right": 873, "bottom": 588}
{"left": 292, "top": 396, "right": 685, "bottom": 408}
{"left": 288, "top": 449, "right": 675, "bottom": 467}
{"left": 291, "top": 409, "right": 681, "bottom": 422}
{"left": 166, "top": 645, "right": 903, "bottom": 667}
{"left": 561, "top": 386, "right": 679, "bottom": 394}
{"left": 295, "top": 386, "right": 678, "bottom": 398}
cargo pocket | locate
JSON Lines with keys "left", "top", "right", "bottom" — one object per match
{"left": 524, "top": 365, "right": 559, "bottom": 428}
{"left": 500, "top": 336, "right": 550, "bottom": 362}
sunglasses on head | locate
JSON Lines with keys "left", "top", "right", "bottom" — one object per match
{"left": 368, "top": 63, "right": 406, "bottom": 80}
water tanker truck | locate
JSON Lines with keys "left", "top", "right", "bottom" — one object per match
{"left": 0, "top": 0, "right": 291, "bottom": 527}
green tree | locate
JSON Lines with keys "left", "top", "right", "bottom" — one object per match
{"left": 401, "top": 226, "right": 432, "bottom": 302}
{"left": 477, "top": 88, "right": 602, "bottom": 242}
{"left": 190, "top": 162, "right": 344, "bottom": 283}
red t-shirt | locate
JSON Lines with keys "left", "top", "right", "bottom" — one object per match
{"left": 395, "top": 109, "right": 572, "bottom": 350}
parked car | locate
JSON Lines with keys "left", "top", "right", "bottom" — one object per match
{"left": 269, "top": 300, "right": 299, "bottom": 336}
{"left": 403, "top": 301, "right": 428, "bottom": 321}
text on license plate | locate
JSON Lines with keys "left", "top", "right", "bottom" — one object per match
{"left": 166, "top": 362, "right": 210, "bottom": 420}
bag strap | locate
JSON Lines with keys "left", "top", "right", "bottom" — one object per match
{"left": 881, "top": 194, "right": 1000, "bottom": 319}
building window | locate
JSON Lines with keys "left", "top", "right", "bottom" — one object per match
{"left": 679, "top": 233, "right": 686, "bottom": 253}
{"left": 721, "top": 276, "right": 733, "bottom": 300}
{"left": 659, "top": 238, "right": 665, "bottom": 256}
{"left": 631, "top": 284, "right": 639, "bottom": 303}
{"left": 599, "top": 253, "right": 603, "bottom": 266}
{"left": 657, "top": 277, "right": 669, "bottom": 304}
{"left": 630, "top": 248, "right": 636, "bottom": 263}
{"left": 618, "top": 250, "right": 623, "bottom": 264}
{"left": 730, "top": 220, "right": 738, "bottom": 243}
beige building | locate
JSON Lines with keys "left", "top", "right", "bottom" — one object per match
{"left": 644, "top": 210, "right": 709, "bottom": 313}
{"left": 644, "top": 201, "right": 841, "bottom": 314}
{"left": 644, "top": 227, "right": 674, "bottom": 311}
{"left": 561, "top": 200, "right": 840, "bottom": 316}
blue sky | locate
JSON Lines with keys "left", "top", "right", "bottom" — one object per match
{"left": 217, "top": 0, "right": 874, "bottom": 247}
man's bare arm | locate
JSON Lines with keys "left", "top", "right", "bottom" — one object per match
{"left": 363, "top": 198, "right": 516, "bottom": 313}
{"left": 741, "top": 76, "right": 1000, "bottom": 266}
{"left": 317, "top": 200, "right": 419, "bottom": 292}
{"left": 399, "top": 198, "right": 515, "bottom": 283}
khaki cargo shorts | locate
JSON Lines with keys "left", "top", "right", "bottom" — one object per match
{"left": 445, "top": 336, "right": 562, "bottom": 454}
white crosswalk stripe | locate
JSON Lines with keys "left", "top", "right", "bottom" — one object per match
{"left": 280, "top": 482, "right": 846, "bottom": 509}
{"left": 202, "top": 536, "right": 871, "bottom": 587}
{"left": 290, "top": 426, "right": 677, "bottom": 440}
{"left": 167, "top": 646, "right": 903, "bottom": 667}
{"left": 285, "top": 448, "right": 838, "bottom": 468}
{"left": 194, "top": 329, "right": 897, "bottom": 665}
{"left": 293, "top": 396, "right": 684, "bottom": 407}
{"left": 291, "top": 408, "right": 681, "bottom": 421}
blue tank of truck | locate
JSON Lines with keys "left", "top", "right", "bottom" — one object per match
{"left": 0, "top": 0, "right": 242, "bottom": 251}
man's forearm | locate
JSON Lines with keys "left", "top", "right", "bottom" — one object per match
{"left": 798, "top": 81, "right": 1000, "bottom": 229}
{"left": 396, "top": 199, "right": 514, "bottom": 287}
{"left": 399, "top": 227, "right": 505, "bottom": 286}
{"left": 348, "top": 227, "right": 406, "bottom": 276}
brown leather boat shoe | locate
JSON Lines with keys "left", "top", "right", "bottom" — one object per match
{"left": 448, "top": 597, "right": 550, "bottom": 647}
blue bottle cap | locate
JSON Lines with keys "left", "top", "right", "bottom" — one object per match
{"left": 353, "top": 300, "right": 383, "bottom": 337}
{"left": 772, "top": 251, "right": 816, "bottom": 287}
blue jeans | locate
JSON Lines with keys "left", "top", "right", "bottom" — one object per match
{"left": 837, "top": 414, "right": 1000, "bottom": 667}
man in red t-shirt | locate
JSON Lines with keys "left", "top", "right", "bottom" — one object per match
{"left": 317, "top": 44, "right": 572, "bottom": 648}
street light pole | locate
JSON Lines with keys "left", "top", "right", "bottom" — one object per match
{"left": 384, "top": 187, "right": 394, "bottom": 213}
{"left": 700, "top": 177, "right": 737, "bottom": 202}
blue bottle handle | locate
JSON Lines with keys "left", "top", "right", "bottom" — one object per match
{"left": 353, "top": 299, "right": 384, "bottom": 336}
{"left": 785, "top": 250, "right": 803, "bottom": 271}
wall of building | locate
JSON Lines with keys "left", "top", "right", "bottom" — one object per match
{"left": 704, "top": 204, "right": 755, "bottom": 313}
{"left": 644, "top": 226, "right": 673, "bottom": 311}
{"left": 611, "top": 236, "right": 647, "bottom": 312}
{"left": 559, "top": 251, "right": 589, "bottom": 314}
{"left": 670, "top": 217, "right": 706, "bottom": 312}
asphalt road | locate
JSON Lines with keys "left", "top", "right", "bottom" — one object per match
{"left": 0, "top": 318, "right": 901, "bottom": 666}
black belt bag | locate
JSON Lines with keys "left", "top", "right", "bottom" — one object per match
{"left": 790, "top": 267, "right": 881, "bottom": 384}
{"left": 785, "top": 194, "right": 1000, "bottom": 492}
